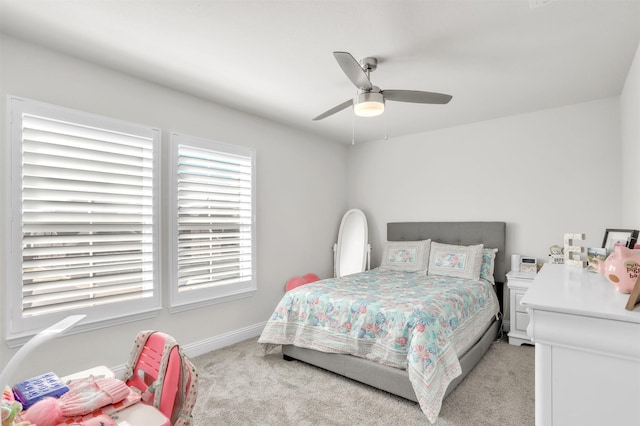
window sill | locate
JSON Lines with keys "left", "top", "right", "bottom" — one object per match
{"left": 168, "top": 288, "right": 257, "bottom": 314}
{"left": 5, "top": 308, "right": 162, "bottom": 348}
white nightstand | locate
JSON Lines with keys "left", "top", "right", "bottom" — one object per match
{"left": 506, "top": 271, "right": 535, "bottom": 346}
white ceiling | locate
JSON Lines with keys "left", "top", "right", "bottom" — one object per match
{"left": 1, "top": 0, "right": 639, "bottom": 144}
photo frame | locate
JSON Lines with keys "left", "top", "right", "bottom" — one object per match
{"left": 625, "top": 275, "right": 640, "bottom": 311}
{"left": 587, "top": 247, "right": 606, "bottom": 273}
{"left": 602, "top": 229, "right": 639, "bottom": 255}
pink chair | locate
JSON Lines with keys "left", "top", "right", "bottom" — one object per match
{"left": 124, "top": 332, "right": 182, "bottom": 423}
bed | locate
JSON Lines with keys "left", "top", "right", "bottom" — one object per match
{"left": 259, "top": 221, "right": 506, "bottom": 423}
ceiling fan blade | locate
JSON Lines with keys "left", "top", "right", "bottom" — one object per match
{"left": 312, "top": 99, "right": 353, "bottom": 121}
{"left": 383, "top": 90, "right": 452, "bottom": 104}
{"left": 333, "top": 51, "right": 373, "bottom": 91}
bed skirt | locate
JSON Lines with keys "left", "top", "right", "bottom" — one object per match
{"left": 282, "top": 317, "right": 501, "bottom": 402}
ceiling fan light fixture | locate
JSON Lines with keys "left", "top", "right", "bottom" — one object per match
{"left": 354, "top": 92, "right": 385, "bottom": 117}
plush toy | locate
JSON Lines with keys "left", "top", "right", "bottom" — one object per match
{"left": 22, "top": 376, "right": 128, "bottom": 426}
{"left": 302, "top": 273, "right": 320, "bottom": 284}
{"left": 285, "top": 273, "right": 320, "bottom": 291}
{"left": 285, "top": 276, "right": 306, "bottom": 291}
{"left": 1, "top": 400, "right": 22, "bottom": 426}
{"left": 1, "top": 386, "right": 30, "bottom": 426}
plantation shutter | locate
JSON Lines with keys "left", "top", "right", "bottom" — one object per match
{"left": 176, "top": 144, "right": 253, "bottom": 291}
{"left": 20, "top": 113, "right": 156, "bottom": 317}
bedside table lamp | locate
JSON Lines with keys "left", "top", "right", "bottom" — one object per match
{"left": 0, "top": 314, "right": 86, "bottom": 387}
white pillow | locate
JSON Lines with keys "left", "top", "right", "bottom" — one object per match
{"left": 379, "top": 240, "right": 431, "bottom": 274}
{"left": 428, "top": 242, "right": 484, "bottom": 280}
{"left": 480, "top": 248, "right": 498, "bottom": 285}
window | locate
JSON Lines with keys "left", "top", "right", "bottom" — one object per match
{"left": 169, "top": 133, "right": 256, "bottom": 311}
{"left": 6, "top": 96, "right": 161, "bottom": 343}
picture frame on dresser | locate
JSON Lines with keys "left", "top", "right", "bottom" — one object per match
{"left": 625, "top": 276, "right": 640, "bottom": 311}
{"left": 602, "top": 228, "right": 639, "bottom": 255}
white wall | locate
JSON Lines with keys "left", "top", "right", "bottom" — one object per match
{"left": 0, "top": 36, "right": 348, "bottom": 378}
{"left": 621, "top": 40, "right": 640, "bottom": 230}
{"left": 1, "top": 32, "right": 636, "bottom": 379}
{"left": 348, "top": 97, "right": 623, "bottom": 267}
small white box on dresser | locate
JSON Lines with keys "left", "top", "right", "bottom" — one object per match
{"left": 506, "top": 271, "right": 535, "bottom": 346}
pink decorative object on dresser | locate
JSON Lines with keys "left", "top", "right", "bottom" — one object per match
{"left": 599, "top": 245, "right": 640, "bottom": 293}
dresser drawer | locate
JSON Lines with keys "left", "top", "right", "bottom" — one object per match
{"left": 515, "top": 312, "right": 530, "bottom": 332}
{"left": 515, "top": 292, "right": 527, "bottom": 313}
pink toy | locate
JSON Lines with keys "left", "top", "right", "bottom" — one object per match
{"left": 285, "top": 276, "right": 307, "bottom": 292}
{"left": 285, "top": 274, "right": 320, "bottom": 291}
{"left": 303, "top": 273, "right": 319, "bottom": 284}
{"left": 23, "top": 376, "right": 129, "bottom": 426}
{"left": 599, "top": 245, "right": 640, "bottom": 293}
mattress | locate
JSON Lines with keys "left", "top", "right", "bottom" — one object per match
{"left": 259, "top": 269, "right": 500, "bottom": 422}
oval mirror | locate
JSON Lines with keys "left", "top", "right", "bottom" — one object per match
{"left": 334, "top": 209, "right": 370, "bottom": 278}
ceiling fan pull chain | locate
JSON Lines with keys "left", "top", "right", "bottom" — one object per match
{"left": 384, "top": 110, "right": 388, "bottom": 141}
{"left": 352, "top": 109, "right": 356, "bottom": 145}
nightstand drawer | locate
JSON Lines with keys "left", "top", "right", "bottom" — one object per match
{"left": 515, "top": 292, "right": 527, "bottom": 313}
{"left": 515, "top": 312, "right": 530, "bottom": 332}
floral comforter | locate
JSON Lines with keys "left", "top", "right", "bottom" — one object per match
{"left": 258, "top": 269, "right": 500, "bottom": 423}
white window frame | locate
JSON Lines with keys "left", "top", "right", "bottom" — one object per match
{"left": 169, "top": 132, "right": 257, "bottom": 312}
{"left": 5, "top": 96, "right": 162, "bottom": 346}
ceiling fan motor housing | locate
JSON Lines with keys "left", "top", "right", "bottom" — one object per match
{"left": 359, "top": 56, "right": 378, "bottom": 72}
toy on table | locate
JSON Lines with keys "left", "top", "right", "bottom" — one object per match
{"left": 1, "top": 386, "right": 29, "bottom": 426}
{"left": 22, "top": 376, "right": 129, "bottom": 426}
{"left": 12, "top": 372, "right": 69, "bottom": 410}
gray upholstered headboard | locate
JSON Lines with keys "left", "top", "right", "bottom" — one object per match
{"left": 387, "top": 221, "right": 507, "bottom": 284}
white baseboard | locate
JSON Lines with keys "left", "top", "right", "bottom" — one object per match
{"left": 182, "top": 321, "right": 267, "bottom": 358}
{"left": 111, "top": 321, "right": 266, "bottom": 378}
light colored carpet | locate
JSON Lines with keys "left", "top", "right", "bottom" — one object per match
{"left": 191, "top": 336, "right": 534, "bottom": 425}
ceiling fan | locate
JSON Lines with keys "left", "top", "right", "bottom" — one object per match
{"left": 313, "top": 51, "right": 452, "bottom": 121}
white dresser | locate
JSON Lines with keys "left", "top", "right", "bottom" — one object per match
{"left": 521, "top": 264, "right": 640, "bottom": 426}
